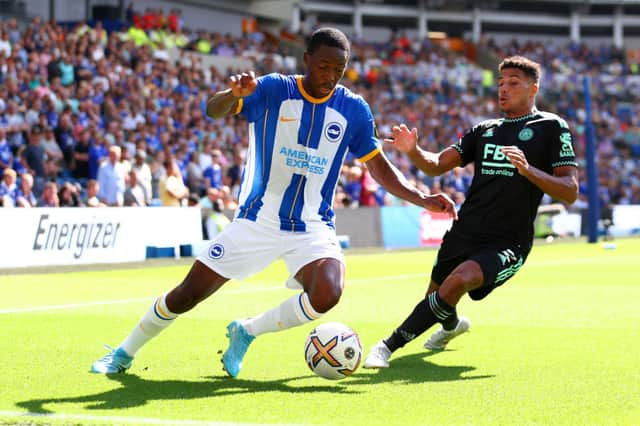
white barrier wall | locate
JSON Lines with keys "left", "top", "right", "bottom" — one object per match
{"left": 0, "top": 207, "right": 202, "bottom": 268}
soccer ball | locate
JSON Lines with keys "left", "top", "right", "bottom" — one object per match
{"left": 304, "top": 322, "right": 363, "bottom": 380}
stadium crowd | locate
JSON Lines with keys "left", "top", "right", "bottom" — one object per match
{"left": 0, "top": 10, "right": 639, "bottom": 219}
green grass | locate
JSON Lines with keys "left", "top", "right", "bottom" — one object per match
{"left": 1, "top": 238, "right": 639, "bottom": 425}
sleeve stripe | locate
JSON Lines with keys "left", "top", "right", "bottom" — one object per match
{"left": 232, "top": 98, "right": 243, "bottom": 115}
{"left": 358, "top": 147, "right": 381, "bottom": 163}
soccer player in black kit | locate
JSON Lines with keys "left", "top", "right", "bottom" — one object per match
{"left": 364, "top": 56, "right": 579, "bottom": 368}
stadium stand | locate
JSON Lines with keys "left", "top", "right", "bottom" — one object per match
{"left": 0, "top": 0, "right": 638, "bottom": 223}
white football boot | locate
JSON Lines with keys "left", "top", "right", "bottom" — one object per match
{"left": 363, "top": 340, "right": 392, "bottom": 369}
{"left": 424, "top": 317, "right": 471, "bottom": 350}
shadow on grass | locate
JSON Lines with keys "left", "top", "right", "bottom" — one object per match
{"left": 16, "top": 373, "right": 358, "bottom": 414}
{"left": 349, "top": 350, "right": 494, "bottom": 385}
{"left": 16, "top": 352, "right": 492, "bottom": 414}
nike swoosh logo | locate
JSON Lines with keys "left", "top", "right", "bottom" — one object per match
{"left": 279, "top": 116, "right": 298, "bottom": 122}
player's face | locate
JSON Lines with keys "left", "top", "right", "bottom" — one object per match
{"left": 498, "top": 68, "right": 538, "bottom": 117}
{"left": 303, "top": 45, "right": 348, "bottom": 98}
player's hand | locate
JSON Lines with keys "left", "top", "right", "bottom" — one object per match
{"left": 501, "top": 146, "right": 530, "bottom": 176}
{"left": 423, "top": 193, "right": 458, "bottom": 220}
{"left": 384, "top": 124, "right": 418, "bottom": 153}
{"left": 229, "top": 71, "right": 257, "bottom": 98}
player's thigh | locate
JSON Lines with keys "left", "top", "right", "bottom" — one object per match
{"left": 431, "top": 232, "right": 469, "bottom": 286}
{"left": 282, "top": 229, "right": 345, "bottom": 287}
{"left": 196, "top": 219, "right": 282, "bottom": 281}
{"left": 468, "top": 245, "right": 527, "bottom": 300}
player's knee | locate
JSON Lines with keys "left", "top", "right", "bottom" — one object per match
{"left": 446, "top": 267, "right": 483, "bottom": 294}
{"left": 308, "top": 282, "right": 342, "bottom": 313}
{"left": 166, "top": 287, "right": 193, "bottom": 313}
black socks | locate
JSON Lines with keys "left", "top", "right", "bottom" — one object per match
{"left": 384, "top": 292, "right": 455, "bottom": 352}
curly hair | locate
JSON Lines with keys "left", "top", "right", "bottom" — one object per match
{"left": 499, "top": 56, "right": 541, "bottom": 84}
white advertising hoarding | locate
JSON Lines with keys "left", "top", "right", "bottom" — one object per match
{"left": 0, "top": 207, "right": 202, "bottom": 268}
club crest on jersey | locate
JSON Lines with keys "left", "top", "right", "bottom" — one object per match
{"left": 208, "top": 244, "right": 225, "bottom": 259}
{"left": 324, "top": 122, "right": 344, "bottom": 143}
{"left": 518, "top": 128, "right": 533, "bottom": 141}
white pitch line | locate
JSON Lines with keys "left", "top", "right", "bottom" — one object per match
{"left": 0, "top": 274, "right": 426, "bottom": 315}
{"left": 0, "top": 410, "right": 302, "bottom": 426}
{"left": 0, "top": 254, "right": 634, "bottom": 316}
{"left": 0, "top": 297, "right": 155, "bottom": 314}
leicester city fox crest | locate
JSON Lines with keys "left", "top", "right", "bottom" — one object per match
{"left": 518, "top": 128, "right": 533, "bottom": 141}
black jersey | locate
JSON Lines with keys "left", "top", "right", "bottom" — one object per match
{"left": 449, "top": 109, "right": 578, "bottom": 251}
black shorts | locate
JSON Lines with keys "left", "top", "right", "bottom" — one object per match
{"left": 431, "top": 231, "right": 528, "bottom": 301}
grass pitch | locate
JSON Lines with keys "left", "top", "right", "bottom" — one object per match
{"left": 1, "top": 238, "right": 639, "bottom": 425}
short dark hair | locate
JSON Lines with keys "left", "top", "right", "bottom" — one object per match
{"left": 307, "top": 27, "right": 350, "bottom": 57}
{"left": 499, "top": 56, "right": 541, "bottom": 84}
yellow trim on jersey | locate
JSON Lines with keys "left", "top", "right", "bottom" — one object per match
{"left": 296, "top": 76, "right": 334, "bottom": 104}
{"left": 232, "top": 98, "right": 243, "bottom": 115}
{"left": 358, "top": 147, "right": 381, "bottom": 163}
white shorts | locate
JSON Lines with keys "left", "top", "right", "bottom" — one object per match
{"left": 196, "top": 218, "right": 345, "bottom": 287}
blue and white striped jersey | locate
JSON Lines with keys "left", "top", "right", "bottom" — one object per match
{"left": 234, "top": 73, "right": 380, "bottom": 233}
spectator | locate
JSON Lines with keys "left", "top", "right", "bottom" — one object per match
{"left": 58, "top": 181, "right": 83, "bottom": 207}
{"left": 122, "top": 105, "right": 145, "bottom": 131}
{"left": 40, "top": 126, "right": 64, "bottom": 170}
{"left": 0, "top": 167, "right": 19, "bottom": 207}
{"left": 159, "top": 159, "right": 188, "bottom": 206}
{"left": 88, "top": 132, "right": 109, "bottom": 180}
{"left": 149, "top": 150, "right": 166, "bottom": 200}
{"left": 46, "top": 52, "right": 62, "bottom": 83}
{"left": 186, "top": 151, "right": 204, "bottom": 194}
{"left": 25, "top": 98, "right": 42, "bottom": 126}
{"left": 23, "top": 125, "right": 47, "bottom": 191}
{"left": 123, "top": 169, "right": 148, "bottom": 206}
{"left": 0, "top": 127, "right": 12, "bottom": 171}
{"left": 58, "top": 52, "right": 74, "bottom": 87}
{"left": 225, "top": 150, "right": 245, "bottom": 198}
{"left": 199, "top": 186, "right": 220, "bottom": 211}
{"left": 16, "top": 172, "right": 36, "bottom": 207}
{"left": 342, "top": 165, "right": 362, "bottom": 206}
{"left": 219, "top": 184, "right": 238, "bottom": 211}
{"left": 358, "top": 163, "right": 380, "bottom": 207}
{"left": 97, "top": 145, "right": 127, "bottom": 206}
{"left": 205, "top": 197, "right": 230, "bottom": 240}
{"left": 72, "top": 128, "right": 91, "bottom": 180}
{"left": 4, "top": 100, "right": 28, "bottom": 149}
{"left": 0, "top": 29, "right": 12, "bottom": 58}
{"left": 119, "top": 144, "right": 133, "bottom": 173}
{"left": 85, "top": 179, "right": 105, "bottom": 207}
{"left": 54, "top": 113, "right": 76, "bottom": 169}
{"left": 37, "top": 181, "right": 59, "bottom": 207}
{"left": 132, "top": 149, "right": 152, "bottom": 204}
{"left": 203, "top": 149, "right": 223, "bottom": 191}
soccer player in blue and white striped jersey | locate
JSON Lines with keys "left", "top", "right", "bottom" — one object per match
{"left": 91, "top": 27, "right": 457, "bottom": 377}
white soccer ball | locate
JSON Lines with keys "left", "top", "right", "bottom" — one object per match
{"left": 304, "top": 322, "right": 363, "bottom": 380}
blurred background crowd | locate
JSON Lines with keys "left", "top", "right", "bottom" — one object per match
{"left": 0, "top": 4, "right": 638, "bottom": 221}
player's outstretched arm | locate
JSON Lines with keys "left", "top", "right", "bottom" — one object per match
{"left": 501, "top": 146, "right": 579, "bottom": 204}
{"left": 366, "top": 152, "right": 457, "bottom": 220}
{"left": 384, "top": 124, "right": 461, "bottom": 176}
{"left": 206, "top": 71, "right": 258, "bottom": 119}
